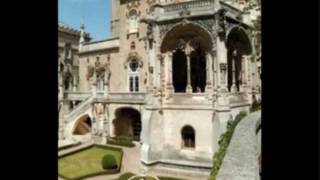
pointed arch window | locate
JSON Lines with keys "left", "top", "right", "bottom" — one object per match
{"left": 129, "top": 59, "right": 139, "bottom": 92}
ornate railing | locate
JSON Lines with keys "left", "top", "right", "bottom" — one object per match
{"left": 163, "top": 0, "right": 215, "bottom": 13}
{"left": 64, "top": 91, "right": 91, "bottom": 100}
{"left": 107, "top": 92, "right": 146, "bottom": 103}
{"left": 64, "top": 95, "right": 94, "bottom": 123}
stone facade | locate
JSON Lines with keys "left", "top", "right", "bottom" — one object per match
{"left": 59, "top": 0, "right": 261, "bottom": 176}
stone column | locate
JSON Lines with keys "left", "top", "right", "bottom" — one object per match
{"left": 240, "top": 55, "right": 247, "bottom": 92}
{"left": 231, "top": 55, "right": 237, "bottom": 92}
{"left": 205, "top": 52, "right": 213, "bottom": 94}
{"left": 216, "top": 36, "right": 228, "bottom": 92}
{"left": 166, "top": 52, "right": 174, "bottom": 91}
{"left": 91, "top": 71, "right": 97, "bottom": 96}
{"left": 186, "top": 54, "right": 193, "bottom": 93}
{"left": 58, "top": 102, "right": 65, "bottom": 140}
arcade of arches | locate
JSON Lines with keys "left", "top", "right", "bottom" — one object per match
{"left": 160, "top": 23, "right": 252, "bottom": 94}
{"left": 112, "top": 107, "right": 142, "bottom": 141}
{"left": 161, "top": 23, "right": 213, "bottom": 94}
{"left": 226, "top": 27, "right": 252, "bottom": 92}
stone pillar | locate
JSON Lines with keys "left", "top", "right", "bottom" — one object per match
{"left": 58, "top": 85, "right": 64, "bottom": 100}
{"left": 240, "top": 55, "right": 248, "bottom": 92}
{"left": 186, "top": 54, "right": 193, "bottom": 93}
{"left": 166, "top": 52, "right": 174, "bottom": 91}
{"left": 58, "top": 102, "right": 65, "bottom": 140}
{"left": 231, "top": 55, "right": 237, "bottom": 92}
{"left": 216, "top": 36, "right": 228, "bottom": 92}
{"left": 205, "top": 52, "right": 213, "bottom": 93}
{"left": 91, "top": 71, "right": 97, "bottom": 96}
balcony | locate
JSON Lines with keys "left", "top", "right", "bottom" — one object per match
{"left": 154, "top": 0, "right": 216, "bottom": 21}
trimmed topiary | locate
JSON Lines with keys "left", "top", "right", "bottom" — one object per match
{"left": 107, "top": 136, "right": 135, "bottom": 147}
{"left": 101, "top": 154, "right": 118, "bottom": 170}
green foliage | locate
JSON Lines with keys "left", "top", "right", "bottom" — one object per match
{"left": 107, "top": 136, "right": 135, "bottom": 147}
{"left": 250, "top": 100, "right": 261, "bottom": 112}
{"left": 116, "top": 172, "right": 185, "bottom": 180}
{"left": 118, "top": 172, "right": 135, "bottom": 180}
{"left": 101, "top": 154, "right": 118, "bottom": 170}
{"left": 208, "top": 111, "right": 247, "bottom": 180}
{"left": 58, "top": 145, "right": 122, "bottom": 180}
{"left": 158, "top": 177, "right": 185, "bottom": 180}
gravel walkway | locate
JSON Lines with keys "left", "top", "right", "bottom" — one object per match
{"left": 217, "top": 110, "right": 261, "bottom": 180}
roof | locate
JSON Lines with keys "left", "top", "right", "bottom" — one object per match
{"left": 58, "top": 21, "right": 90, "bottom": 38}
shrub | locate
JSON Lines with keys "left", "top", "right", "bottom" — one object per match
{"left": 250, "top": 100, "right": 261, "bottom": 112}
{"left": 208, "top": 111, "right": 247, "bottom": 180}
{"left": 158, "top": 176, "right": 185, "bottom": 180}
{"left": 107, "top": 136, "right": 135, "bottom": 147}
{"left": 101, "top": 154, "right": 118, "bottom": 170}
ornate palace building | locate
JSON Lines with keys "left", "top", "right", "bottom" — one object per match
{"left": 58, "top": 0, "right": 261, "bottom": 176}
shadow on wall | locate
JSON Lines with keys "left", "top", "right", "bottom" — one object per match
{"left": 73, "top": 114, "right": 92, "bottom": 135}
{"left": 112, "top": 107, "right": 141, "bottom": 141}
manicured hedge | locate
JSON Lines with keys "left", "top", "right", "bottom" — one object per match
{"left": 118, "top": 172, "right": 135, "bottom": 180}
{"left": 208, "top": 111, "right": 247, "bottom": 180}
{"left": 115, "top": 172, "right": 185, "bottom": 180}
{"left": 107, "top": 136, "right": 135, "bottom": 147}
{"left": 102, "top": 154, "right": 118, "bottom": 170}
{"left": 158, "top": 177, "right": 185, "bottom": 180}
{"left": 58, "top": 144, "right": 123, "bottom": 180}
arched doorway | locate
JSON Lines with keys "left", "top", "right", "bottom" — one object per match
{"left": 73, "top": 114, "right": 92, "bottom": 135}
{"left": 112, "top": 107, "right": 141, "bottom": 141}
{"left": 226, "top": 27, "right": 252, "bottom": 92}
{"left": 161, "top": 23, "right": 213, "bottom": 93}
{"left": 181, "top": 125, "right": 195, "bottom": 148}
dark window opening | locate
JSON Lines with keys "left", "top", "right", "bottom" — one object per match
{"left": 172, "top": 48, "right": 187, "bottom": 92}
{"left": 181, "top": 125, "right": 195, "bottom": 148}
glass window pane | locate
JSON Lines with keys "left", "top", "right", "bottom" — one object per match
{"left": 135, "top": 76, "right": 139, "bottom": 92}
{"left": 130, "top": 76, "right": 133, "bottom": 92}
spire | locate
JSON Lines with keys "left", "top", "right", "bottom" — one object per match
{"left": 79, "top": 22, "right": 85, "bottom": 51}
{"left": 79, "top": 22, "right": 85, "bottom": 43}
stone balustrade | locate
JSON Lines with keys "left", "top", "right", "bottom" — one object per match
{"left": 163, "top": 0, "right": 214, "bottom": 13}
{"left": 153, "top": 0, "right": 216, "bottom": 21}
{"left": 106, "top": 92, "right": 146, "bottom": 103}
{"left": 64, "top": 91, "right": 91, "bottom": 100}
{"left": 64, "top": 95, "right": 94, "bottom": 123}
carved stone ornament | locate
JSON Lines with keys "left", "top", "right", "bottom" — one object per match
{"left": 179, "top": 5, "right": 190, "bottom": 17}
{"left": 217, "top": 9, "right": 227, "bottom": 34}
{"left": 146, "top": 23, "right": 154, "bottom": 40}
{"left": 220, "top": 63, "right": 227, "bottom": 71}
{"left": 124, "top": 52, "right": 143, "bottom": 69}
{"left": 159, "top": 23, "right": 175, "bottom": 39}
{"left": 86, "top": 59, "right": 110, "bottom": 82}
{"left": 159, "top": 18, "right": 216, "bottom": 40}
{"left": 126, "top": 0, "right": 140, "bottom": 11}
{"left": 146, "top": 0, "right": 156, "bottom": 5}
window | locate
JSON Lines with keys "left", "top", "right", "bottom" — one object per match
{"left": 131, "top": 41, "right": 136, "bottom": 50}
{"left": 181, "top": 125, "right": 195, "bottom": 148}
{"left": 128, "top": 9, "right": 138, "bottom": 33}
{"left": 129, "top": 59, "right": 139, "bottom": 92}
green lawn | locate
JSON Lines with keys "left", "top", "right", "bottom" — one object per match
{"left": 58, "top": 146, "right": 122, "bottom": 180}
{"left": 116, "top": 172, "right": 186, "bottom": 180}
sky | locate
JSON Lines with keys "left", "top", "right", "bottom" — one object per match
{"left": 58, "top": 0, "right": 111, "bottom": 41}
